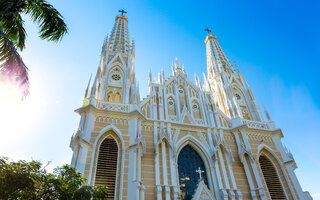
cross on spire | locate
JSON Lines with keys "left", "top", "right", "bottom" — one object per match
{"left": 196, "top": 167, "right": 205, "bottom": 180}
{"left": 118, "top": 9, "right": 127, "bottom": 15}
{"left": 204, "top": 28, "right": 211, "bottom": 34}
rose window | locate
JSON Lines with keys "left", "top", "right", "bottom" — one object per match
{"left": 111, "top": 74, "right": 121, "bottom": 81}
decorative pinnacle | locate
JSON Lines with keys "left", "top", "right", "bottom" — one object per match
{"left": 118, "top": 9, "right": 127, "bottom": 15}
{"left": 204, "top": 28, "right": 211, "bottom": 34}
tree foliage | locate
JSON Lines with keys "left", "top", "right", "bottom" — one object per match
{"left": 0, "top": 158, "right": 108, "bottom": 200}
{"left": 0, "top": 0, "right": 68, "bottom": 99}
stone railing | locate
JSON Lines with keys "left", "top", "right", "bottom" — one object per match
{"left": 97, "top": 101, "right": 129, "bottom": 112}
{"left": 241, "top": 119, "right": 271, "bottom": 130}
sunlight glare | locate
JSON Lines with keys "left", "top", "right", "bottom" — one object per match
{"left": 0, "top": 82, "right": 47, "bottom": 144}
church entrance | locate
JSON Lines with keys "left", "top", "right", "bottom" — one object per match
{"left": 178, "top": 145, "right": 209, "bottom": 200}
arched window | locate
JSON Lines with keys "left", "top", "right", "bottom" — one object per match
{"left": 178, "top": 145, "right": 208, "bottom": 200}
{"left": 107, "top": 92, "right": 113, "bottom": 102}
{"left": 114, "top": 93, "right": 121, "bottom": 103}
{"left": 192, "top": 100, "right": 201, "bottom": 119}
{"left": 259, "top": 155, "right": 286, "bottom": 200}
{"left": 95, "top": 137, "right": 118, "bottom": 199}
{"left": 178, "top": 86, "right": 187, "bottom": 112}
{"left": 167, "top": 97, "right": 176, "bottom": 116}
{"left": 233, "top": 87, "right": 252, "bottom": 120}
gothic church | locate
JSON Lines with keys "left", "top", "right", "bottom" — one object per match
{"left": 69, "top": 13, "right": 312, "bottom": 200}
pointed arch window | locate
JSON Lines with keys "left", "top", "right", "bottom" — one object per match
{"left": 95, "top": 137, "right": 118, "bottom": 199}
{"left": 178, "top": 145, "right": 208, "bottom": 200}
{"left": 167, "top": 97, "right": 176, "bottom": 116}
{"left": 107, "top": 92, "right": 113, "bottom": 102}
{"left": 192, "top": 100, "right": 201, "bottom": 119}
{"left": 178, "top": 86, "right": 187, "bottom": 111}
{"left": 233, "top": 87, "right": 252, "bottom": 120}
{"left": 259, "top": 155, "right": 286, "bottom": 200}
{"left": 114, "top": 92, "right": 121, "bottom": 103}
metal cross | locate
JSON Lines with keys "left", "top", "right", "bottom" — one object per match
{"left": 119, "top": 9, "right": 127, "bottom": 15}
{"left": 204, "top": 28, "right": 211, "bottom": 34}
{"left": 196, "top": 167, "right": 205, "bottom": 180}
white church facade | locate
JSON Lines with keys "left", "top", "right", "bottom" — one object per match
{"left": 69, "top": 13, "right": 312, "bottom": 200}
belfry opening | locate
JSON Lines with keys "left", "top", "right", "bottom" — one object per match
{"left": 178, "top": 145, "right": 209, "bottom": 200}
{"left": 259, "top": 155, "right": 286, "bottom": 200}
{"left": 95, "top": 137, "right": 118, "bottom": 199}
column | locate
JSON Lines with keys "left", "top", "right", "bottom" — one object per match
{"left": 162, "top": 140, "right": 170, "bottom": 199}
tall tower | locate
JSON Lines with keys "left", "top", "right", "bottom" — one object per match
{"left": 204, "top": 33, "right": 263, "bottom": 122}
{"left": 84, "top": 13, "right": 139, "bottom": 105}
{"left": 70, "top": 13, "right": 312, "bottom": 200}
{"left": 70, "top": 12, "right": 140, "bottom": 200}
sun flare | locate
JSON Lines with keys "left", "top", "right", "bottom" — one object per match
{"left": 0, "top": 82, "right": 47, "bottom": 151}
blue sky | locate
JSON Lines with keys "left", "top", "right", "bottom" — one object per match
{"left": 0, "top": 0, "right": 319, "bottom": 198}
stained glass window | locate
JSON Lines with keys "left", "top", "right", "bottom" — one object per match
{"left": 178, "top": 145, "right": 208, "bottom": 200}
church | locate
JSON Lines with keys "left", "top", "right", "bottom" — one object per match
{"left": 69, "top": 12, "right": 312, "bottom": 200}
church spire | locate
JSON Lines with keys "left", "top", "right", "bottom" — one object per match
{"left": 107, "top": 11, "right": 131, "bottom": 54}
{"left": 205, "top": 31, "right": 234, "bottom": 78}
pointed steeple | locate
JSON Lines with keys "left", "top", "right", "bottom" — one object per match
{"left": 107, "top": 13, "right": 131, "bottom": 54}
{"left": 205, "top": 32, "right": 234, "bottom": 77}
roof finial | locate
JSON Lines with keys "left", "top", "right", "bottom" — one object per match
{"left": 118, "top": 9, "right": 127, "bottom": 15}
{"left": 261, "top": 100, "right": 272, "bottom": 121}
{"left": 204, "top": 28, "right": 212, "bottom": 34}
{"left": 175, "top": 57, "right": 180, "bottom": 68}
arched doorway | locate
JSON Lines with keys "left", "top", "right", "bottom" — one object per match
{"left": 259, "top": 155, "right": 286, "bottom": 200}
{"left": 178, "top": 145, "right": 208, "bottom": 200}
{"left": 95, "top": 137, "right": 118, "bottom": 199}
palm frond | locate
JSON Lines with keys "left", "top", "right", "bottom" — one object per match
{"left": 0, "top": 0, "right": 27, "bottom": 16}
{"left": 26, "top": 0, "right": 68, "bottom": 42}
{"left": 0, "top": 13, "right": 26, "bottom": 50}
{"left": 0, "top": 27, "right": 29, "bottom": 98}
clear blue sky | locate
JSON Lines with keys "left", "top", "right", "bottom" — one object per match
{"left": 0, "top": 0, "right": 319, "bottom": 198}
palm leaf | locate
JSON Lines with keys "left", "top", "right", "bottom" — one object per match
{"left": 0, "top": 14, "right": 26, "bottom": 50}
{"left": 0, "top": 0, "right": 27, "bottom": 50}
{"left": 26, "top": 0, "right": 68, "bottom": 42}
{"left": 0, "top": 27, "right": 29, "bottom": 98}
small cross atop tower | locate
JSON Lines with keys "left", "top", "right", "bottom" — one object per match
{"left": 196, "top": 167, "right": 205, "bottom": 180}
{"left": 204, "top": 28, "right": 211, "bottom": 34}
{"left": 118, "top": 9, "right": 127, "bottom": 15}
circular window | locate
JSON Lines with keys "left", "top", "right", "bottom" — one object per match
{"left": 179, "top": 89, "right": 184, "bottom": 94}
{"left": 112, "top": 74, "right": 121, "bottom": 81}
{"left": 168, "top": 101, "right": 174, "bottom": 105}
{"left": 193, "top": 104, "right": 198, "bottom": 109}
{"left": 235, "top": 93, "right": 241, "bottom": 100}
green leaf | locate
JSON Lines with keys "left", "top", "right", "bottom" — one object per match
{"left": 26, "top": 0, "right": 68, "bottom": 42}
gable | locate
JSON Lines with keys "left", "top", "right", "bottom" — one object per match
{"left": 192, "top": 179, "right": 214, "bottom": 200}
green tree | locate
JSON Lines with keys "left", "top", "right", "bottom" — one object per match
{"left": 54, "top": 164, "right": 85, "bottom": 200}
{"left": 92, "top": 185, "right": 109, "bottom": 200}
{"left": 0, "top": 158, "right": 108, "bottom": 200}
{"left": 0, "top": 0, "right": 68, "bottom": 98}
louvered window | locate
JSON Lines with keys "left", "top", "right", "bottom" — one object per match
{"left": 95, "top": 138, "right": 118, "bottom": 199}
{"left": 259, "top": 155, "right": 286, "bottom": 200}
